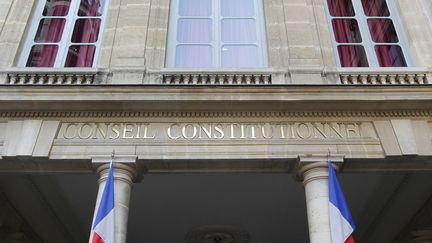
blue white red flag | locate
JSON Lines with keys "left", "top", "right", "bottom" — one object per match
{"left": 90, "top": 160, "right": 115, "bottom": 243}
{"left": 328, "top": 162, "right": 355, "bottom": 243}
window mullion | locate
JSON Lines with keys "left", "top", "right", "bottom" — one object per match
{"left": 57, "top": 0, "right": 80, "bottom": 67}
{"left": 214, "top": 0, "right": 220, "bottom": 67}
{"left": 352, "top": 0, "right": 378, "bottom": 67}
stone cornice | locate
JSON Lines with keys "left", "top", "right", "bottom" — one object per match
{"left": 0, "top": 85, "right": 432, "bottom": 112}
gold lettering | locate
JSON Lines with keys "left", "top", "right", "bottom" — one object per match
{"left": 122, "top": 123, "right": 135, "bottom": 139}
{"left": 296, "top": 123, "right": 312, "bottom": 139}
{"left": 142, "top": 123, "right": 156, "bottom": 139}
{"left": 230, "top": 124, "right": 240, "bottom": 139}
{"left": 240, "top": 124, "right": 246, "bottom": 139}
{"left": 167, "top": 124, "right": 181, "bottom": 139}
{"left": 78, "top": 123, "right": 94, "bottom": 139}
{"left": 182, "top": 124, "right": 197, "bottom": 139}
{"left": 249, "top": 124, "right": 257, "bottom": 139}
{"left": 312, "top": 123, "right": 328, "bottom": 139}
{"left": 109, "top": 124, "right": 120, "bottom": 139}
{"left": 63, "top": 123, "right": 78, "bottom": 139}
{"left": 279, "top": 124, "right": 286, "bottom": 139}
{"left": 214, "top": 124, "right": 225, "bottom": 139}
{"left": 198, "top": 124, "right": 212, "bottom": 139}
{"left": 93, "top": 123, "right": 108, "bottom": 139}
{"left": 261, "top": 123, "right": 273, "bottom": 139}
{"left": 329, "top": 123, "right": 344, "bottom": 138}
{"left": 345, "top": 123, "right": 360, "bottom": 138}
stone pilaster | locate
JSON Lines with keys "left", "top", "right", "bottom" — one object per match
{"left": 297, "top": 154, "right": 344, "bottom": 243}
{"left": 91, "top": 156, "right": 138, "bottom": 243}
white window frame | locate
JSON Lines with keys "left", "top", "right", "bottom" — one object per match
{"left": 18, "top": 0, "right": 109, "bottom": 67}
{"left": 166, "top": 0, "right": 268, "bottom": 68}
{"left": 324, "top": 0, "right": 412, "bottom": 67}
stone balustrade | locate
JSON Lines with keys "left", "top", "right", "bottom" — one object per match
{"left": 0, "top": 67, "right": 431, "bottom": 86}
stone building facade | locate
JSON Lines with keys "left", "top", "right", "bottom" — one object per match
{"left": 0, "top": 0, "right": 432, "bottom": 242}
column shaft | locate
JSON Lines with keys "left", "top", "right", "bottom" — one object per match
{"left": 302, "top": 164, "right": 331, "bottom": 243}
{"left": 92, "top": 163, "right": 136, "bottom": 243}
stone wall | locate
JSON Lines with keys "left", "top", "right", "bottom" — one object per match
{"left": 1, "top": 0, "right": 432, "bottom": 73}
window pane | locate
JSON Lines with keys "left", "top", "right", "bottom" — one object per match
{"left": 177, "top": 19, "right": 212, "bottom": 43}
{"left": 179, "top": 0, "right": 211, "bottom": 16}
{"left": 368, "top": 19, "right": 398, "bottom": 43}
{"left": 65, "top": 45, "right": 96, "bottom": 67}
{"left": 26, "top": 45, "right": 58, "bottom": 67}
{"left": 337, "top": 45, "right": 369, "bottom": 67}
{"left": 375, "top": 45, "right": 407, "bottom": 67}
{"left": 327, "top": 0, "right": 355, "bottom": 17}
{"left": 35, "top": 18, "right": 65, "bottom": 43}
{"left": 221, "top": 0, "right": 254, "bottom": 17}
{"left": 71, "top": 19, "right": 101, "bottom": 43}
{"left": 78, "top": 0, "right": 106, "bottom": 16}
{"left": 221, "top": 45, "right": 260, "bottom": 68}
{"left": 221, "top": 19, "right": 257, "bottom": 43}
{"left": 332, "top": 19, "right": 362, "bottom": 43}
{"left": 43, "top": 0, "right": 71, "bottom": 16}
{"left": 175, "top": 45, "right": 213, "bottom": 68}
{"left": 362, "top": 0, "right": 390, "bottom": 16}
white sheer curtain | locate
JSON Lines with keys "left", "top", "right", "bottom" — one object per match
{"left": 174, "top": 0, "right": 261, "bottom": 68}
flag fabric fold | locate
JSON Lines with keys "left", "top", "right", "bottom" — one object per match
{"left": 91, "top": 160, "right": 115, "bottom": 243}
{"left": 328, "top": 162, "right": 355, "bottom": 243}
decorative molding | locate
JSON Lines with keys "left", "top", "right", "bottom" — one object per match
{"left": 185, "top": 225, "right": 250, "bottom": 243}
{"left": 334, "top": 68, "right": 431, "bottom": 85}
{"left": 0, "top": 68, "right": 108, "bottom": 85}
{"left": 0, "top": 110, "right": 431, "bottom": 118}
{"left": 340, "top": 73, "right": 427, "bottom": 85}
{"left": 162, "top": 73, "right": 272, "bottom": 85}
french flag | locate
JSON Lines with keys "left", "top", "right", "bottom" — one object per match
{"left": 90, "top": 160, "right": 115, "bottom": 243}
{"left": 328, "top": 162, "right": 355, "bottom": 243}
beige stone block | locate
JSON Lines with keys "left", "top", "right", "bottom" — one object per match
{"left": 286, "top": 24, "right": 315, "bottom": 45}
{"left": 284, "top": 5, "right": 311, "bottom": 22}
{"left": 0, "top": 23, "right": 26, "bottom": 43}
{"left": 373, "top": 121, "right": 402, "bottom": 156}
{"left": 0, "top": 43, "right": 19, "bottom": 67}
{"left": 117, "top": 4, "right": 151, "bottom": 27}
{"left": 289, "top": 58, "right": 323, "bottom": 66}
{"left": 111, "top": 57, "right": 146, "bottom": 67}
{"left": 4, "top": 0, "right": 33, "bottom": 22}
{"left": 118, "top": 27, "right": 148, "bottom": 45}
{"left": 289, "top": 46, "right": 318, "bottom": 59}
{"left": 114, "top": 45, "right": 145, "bottom": 58}
{"left": 391, "top": 120, "right": 418, "bottom": 155}
{"left": 290, "top": 73, "right": 323, "bottom": 84}
{"left": 111, "top": 70, "right": 144, "bottom": 84}
{"left": 3, "top": 120, "right": 44, "bottom": 157}
{"left": 412, "top": 120, "right": 432, "bottom": 156}
{"left": 33, "top": 121, "right": 60, "bottom": 157}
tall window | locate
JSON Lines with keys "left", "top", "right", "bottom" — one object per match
{"left": 19, "top": 0, "right": 108, "bottom": 67}
{"left": 166, "top": 0, "right": 268, "bottom": 68}
{"left": 325, "top": 0, "right": 411, "bottom": 67}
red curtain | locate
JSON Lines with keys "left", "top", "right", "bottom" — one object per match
{"left": 65, "top": 0, "right": 101, "bottom": 67}
{"left": 28, "top": 1, "right": 70, "bottom": 67}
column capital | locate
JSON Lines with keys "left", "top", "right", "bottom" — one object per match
{"left": 91, "top": 156, "right": 141, "bottom": 184}
{"left": 296, "top": 154, "right": 344, "bottom": 183}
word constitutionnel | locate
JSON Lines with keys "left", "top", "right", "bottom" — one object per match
{"left": 59, "top": 122, "right": 365, "bottom": 140}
